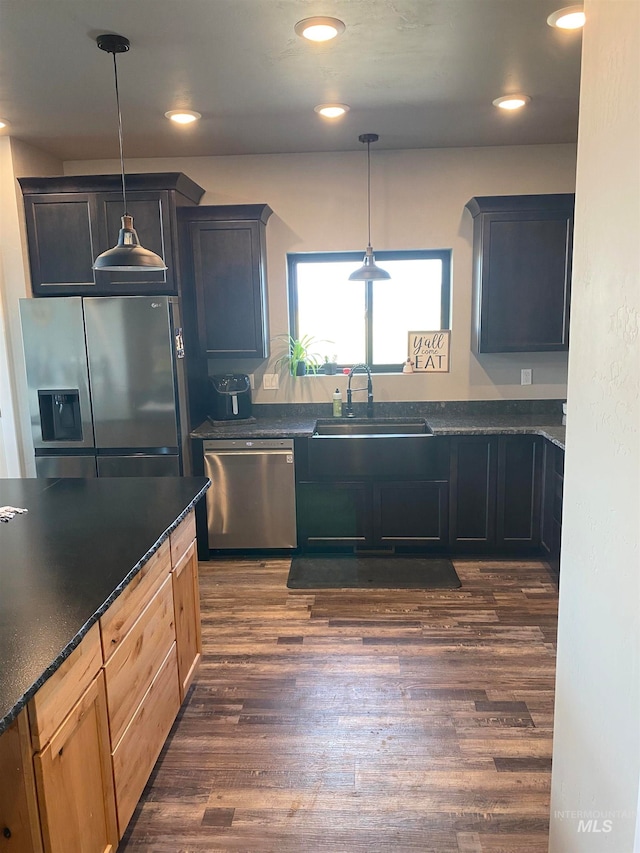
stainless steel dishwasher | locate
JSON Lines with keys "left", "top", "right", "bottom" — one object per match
{"left": 203, "top": 439, "right": 297, "bottom": 549}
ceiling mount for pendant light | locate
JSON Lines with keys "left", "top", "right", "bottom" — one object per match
{"left": 349, "top": 133, "right": 390, "bottom": 282}
{"left": 93, "top": 33, "right": 167, "bottom": 273}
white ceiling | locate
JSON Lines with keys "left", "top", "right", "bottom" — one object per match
{"left": 0, "top": 0, "right": 582, "bottom": 161}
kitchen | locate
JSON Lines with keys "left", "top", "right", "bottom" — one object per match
{"left": 0, "top": 2, "right": 638, "bottom": 852}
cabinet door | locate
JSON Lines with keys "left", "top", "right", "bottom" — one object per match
{"left": 541, "top": 441, "right": 563, "bottom": 573}
{"left": 496, "top": 436, "right": 542, "bottom": 549}
{"left": 171, "top": 540, "right": 202, "bottom": 700}
{"left": 95, "top": 191, "right": 177, "bottom": 294}
{"left": 190, "top": 219, "right": 269, "bottom": 358}
{"left": 467, "top": 195, "right": 573, "bottom": 353}
{"left": 23, "top": 194, "right": 100, "bottom": 295}
{"left": 33, "top": 673, "right": 118, "bottom": 853}
{"left": 374, "top": 481, "right": 449, "bottom": 547}
{"left": 449, "top": 436, "right": 497, "bottom": 551}
{"left": 297, "top": 482, "right": 371, "bottom": 547}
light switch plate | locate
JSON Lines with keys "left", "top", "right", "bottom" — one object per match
{"left": 521, "top": 368, "right": 532, "bottom": 386}
{"left": 263, "top": 373, "right": 279, "bottom": 390}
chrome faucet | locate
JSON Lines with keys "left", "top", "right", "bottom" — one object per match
{"left": 345, "top": 364, "right": 374, "bottom": 418}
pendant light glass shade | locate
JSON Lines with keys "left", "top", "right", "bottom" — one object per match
{"left": 349, "top": 133, "right": 390, "bottom": 282}
{"left": 93, "top": 34, "right": 167, "bottom": 273}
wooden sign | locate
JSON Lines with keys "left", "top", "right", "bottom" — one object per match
{"left": 408, "top": 331, "right": 451, "bottom": 373}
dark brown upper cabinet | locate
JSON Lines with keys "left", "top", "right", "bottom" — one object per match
{"left": 179, "top": 204, "right": 272, "bottom": 359}
{"left": 465, "top": 194, "right": 574, "bottom": 353}
{"left": 19, "top": 173, "right": 204, "bottom": 296}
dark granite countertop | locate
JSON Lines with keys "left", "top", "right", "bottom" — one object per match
{"left": 0, "top": 476, "right": 209, "bottom": 736}
{"left": 191, "top": 401, "right": 566, "bottom": 450}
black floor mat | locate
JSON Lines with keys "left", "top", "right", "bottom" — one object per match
{"left": 287, "top": 554, "right": 461, "bottom": 590}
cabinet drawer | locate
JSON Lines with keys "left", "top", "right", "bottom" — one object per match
{"left": 100, "top": 539, "right": 172, "bottom": 662}
{"left": 170, "top": 510, "right": 196, "bottom": 566}
{"left": 111, "top": 643, "right": 180, "bottom": 836}
{"left": 28, "top": 623, "right": 102, "bottom": 751}
{"left": 104, "top": 576, "right": 175, "bottom": 748}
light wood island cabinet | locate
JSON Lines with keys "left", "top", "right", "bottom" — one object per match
{"left": 0, "top": 508, "right": 200, "bottom": 852}
{"left": 170, "top": 511, "right": 202, "bottom": 700}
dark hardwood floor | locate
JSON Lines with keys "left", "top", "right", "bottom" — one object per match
{"left": 120, "top": 557, "right": 558, "bottom": 852}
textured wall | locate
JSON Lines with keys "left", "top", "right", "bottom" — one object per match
{"left": 549, "top": 1, "right": 640, "bottom": 850}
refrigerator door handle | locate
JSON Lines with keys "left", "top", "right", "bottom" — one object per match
{"left": 174, "top": 327, "right": 185, "bottom": 359}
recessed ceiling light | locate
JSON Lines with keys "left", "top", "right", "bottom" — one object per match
{"left": 547, "top": 5, "right": 585, "bottom": 29}
{"left": 0, "top": 119, "right": 9, "bottom": 129}
{"left": 493, "top": 94, "right": 531, "bottom": 110}
{"left": 294, "top": 16, "right": 346, "bottom": 42}
{"left": 164, "top": 110, "right": 202, "bottom": 125}
{"left": 314, "top": 104, "right": 350, "bottom": 118}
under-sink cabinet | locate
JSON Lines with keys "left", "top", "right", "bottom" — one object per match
{"left": 295, "top": 436, "right": 450, "bottom": 550}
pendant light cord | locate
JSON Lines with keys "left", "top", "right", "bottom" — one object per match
{"left": 366, "top": 138, "right": 372, "bottom": 247}
{"left": 111, "top": 51, "right": 128, "bottom": 216}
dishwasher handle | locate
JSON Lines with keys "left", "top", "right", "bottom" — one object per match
{"left": 205, "top": 448, "right": 293, "bottom": 461}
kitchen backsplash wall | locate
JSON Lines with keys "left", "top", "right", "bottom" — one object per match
{"left": 67, "top": 143, "right": 575, "bottom": 406}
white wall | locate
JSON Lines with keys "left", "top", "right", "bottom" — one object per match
{"left": 0, "top": 138, "right": 61, "bottom": 478}
{"left": 65, "top": 143, "right": 576, "bottom": 405}
{"left": 549, "top": 1, "right": 640, "bottom": 850}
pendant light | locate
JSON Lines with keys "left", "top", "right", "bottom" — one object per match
{"left": 93, "top": 34, "right": 167, "bottom": 272}
{"left": 349, "top": 133, "right": 390, "bottom": 281}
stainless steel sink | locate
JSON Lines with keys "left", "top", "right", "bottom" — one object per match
{"left": 313, "top": 418, "right": 432, "bottom": 436}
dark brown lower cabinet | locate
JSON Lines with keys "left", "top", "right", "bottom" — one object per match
{"left": 496, "top": 435, "right": 542, "bottom": 550}
{"left": 375, "top": 481, "right": 448, "bottom": 547}
{"left": 449, "top": 436, "right": 497, "bottom": 551}
{"left": 540, "top": 440, "right": 564, "bottom": 573}
{"left": 296, "top": 480, "right": 448, "bottom": 550}
{"left": 297, "top": 482, "right": 371, "bottom": 547}
{"left": 449, "top": 434, "right": 542, "bottom": 554}
{"left": 293, "top": 433, "right": 555, "bottom": 557}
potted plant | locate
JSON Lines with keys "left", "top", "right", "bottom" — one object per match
{"left": 273, "top": 334, "right": 325, "bottom": 376}
{"left": 322, "top": 354, "right": 339, "bottom": 375}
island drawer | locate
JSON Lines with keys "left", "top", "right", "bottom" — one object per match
{"left": 170, "top": 509, "right": 196, "bottom": 565}
{"left": 111, "top": 642, "right": 180, "bottom": 835}
{"left": 28, "top": 622, "right": 102, "bottom": 751}
{"left": 103, "top": 575, "right": 175, "bottom": 748}
{"left": 100, "top": 538, "right": 172, "bottom": 662}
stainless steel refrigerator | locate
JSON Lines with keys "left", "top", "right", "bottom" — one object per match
{"left": 20, "top": 296, "right": 191, "bottom": 477}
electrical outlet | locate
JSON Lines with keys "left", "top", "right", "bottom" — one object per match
{"left": 263, "top": 373, "right": 279, "bottom": 390}
{"left": 248, "top": 374, "right": 255, "bottom": 390}
{"left": 521, "top": 368, "right": 532, "bottom": 386}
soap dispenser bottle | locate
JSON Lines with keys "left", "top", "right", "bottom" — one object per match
{"left": 332, "top": 388, "right": 343, "bottom": 417}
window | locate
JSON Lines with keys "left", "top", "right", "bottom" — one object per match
{"left": 287, "top": 250, "right": 451, "bottom": 371}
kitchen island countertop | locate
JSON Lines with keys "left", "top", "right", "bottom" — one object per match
{"left": 0, "top": 476, "right": 209, "bottom": 736}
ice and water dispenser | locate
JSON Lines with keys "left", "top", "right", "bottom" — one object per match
{"left": 37, "top": 390, "right": 83, "bottom": 442}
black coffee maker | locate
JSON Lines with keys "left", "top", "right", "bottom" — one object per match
{"left": 208, "top": 374, "right": 252, "bottom": 421}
